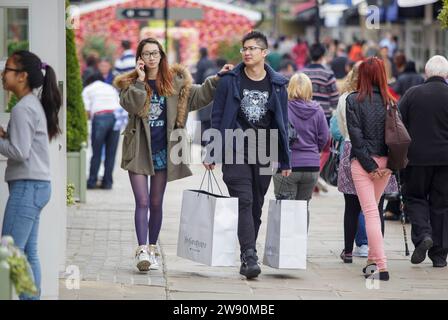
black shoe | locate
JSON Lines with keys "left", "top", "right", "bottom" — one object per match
{"left": 364, "top": 270, "right": 389, "bottom": 281}
{"left": 340, "top": 250, "right": 352, "bottom": 263}
{"left": 411, "top": 236, "right": 433, "bottom": 264}
{"left": 432, "top": 261, "right": 448, "bottom": 268}
{"left": 362, "top": 263, "right": 377, "bottom": 274}
{"left": 100, "top": 184, "right": 112, "bottom": 190}
{"left": 429, "top": 254, "right": 448, "bottom": 268}
{"left": 87, "top": 184, "right": 97, "bottom": 189}
{"left": 240, "top": 249, "right": 261, "bottom": 279}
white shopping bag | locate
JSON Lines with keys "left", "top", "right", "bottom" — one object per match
{"left": 177, "top": 189, "right": 239, "bottom": 266}
{"left": 263, "top": 199, "right": 308, "bottom": 269}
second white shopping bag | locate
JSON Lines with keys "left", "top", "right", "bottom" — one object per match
{"left": 263, "top": 199, "right": 308, "bottom": 269}
{"left": 177, "top": 170, "right": 239, "bottom": 266}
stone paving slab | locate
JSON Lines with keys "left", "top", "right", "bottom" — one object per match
{"left": 59, "top": 159, "right": 448, "bottom": 300}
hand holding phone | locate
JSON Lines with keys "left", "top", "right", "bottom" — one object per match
{"left": 0, "top": 126, "right": 7, "bottom": 139}
{"left": 136, "top": 58, "right": 146, "bottom": 81}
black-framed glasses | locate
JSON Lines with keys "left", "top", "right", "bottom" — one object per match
{"left": 239, "top": 46, "right": 266, "bottom": 53}
{"left": 3, "top": 67, "right": 24, "bottom": 73}
{"left": 141, "top": 51, "right": 161, "bottom": 59}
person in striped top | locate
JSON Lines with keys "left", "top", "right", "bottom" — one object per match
{"left": 301, "top": 43, "right": 339, "bottom": 124}
{"left": 114, "top": 40, "right": 136, "bottom": 74}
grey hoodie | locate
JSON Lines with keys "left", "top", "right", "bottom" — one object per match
{"left": 0, "top": 94, "right": 50, "bottom": 182}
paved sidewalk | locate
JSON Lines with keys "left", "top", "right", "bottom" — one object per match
{"left": 60, "top": 154, "right": 448, "bottom": 300}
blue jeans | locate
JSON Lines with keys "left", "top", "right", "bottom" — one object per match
{"left": 355, "top": 212, "right": 368, "bottom": 247}
{"left": 88, "top": 113, "right": 120, "bottom": 188}
{"left": 1, "top": 180, "right": 51, "bottom": 300}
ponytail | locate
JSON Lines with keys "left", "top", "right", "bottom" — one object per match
{"left": 41, "top": 65, "right": 62, "bottom": 140}
{"left": 12, "top": 50, "right": 61, "bottom": 140}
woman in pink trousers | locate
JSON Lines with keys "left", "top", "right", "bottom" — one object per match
{"left": 346, "top": 57, "right": 395, "bottom": 281}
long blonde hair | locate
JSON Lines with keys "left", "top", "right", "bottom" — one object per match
{"left": 342, "top": 63, "right": 360, "bottom": 94}
{"left": 287, "top": 73, "right": 313, "bottom": 101}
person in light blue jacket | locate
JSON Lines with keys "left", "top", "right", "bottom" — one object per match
{"left": 330, "top": 112, "right": 368, "bottom": 261}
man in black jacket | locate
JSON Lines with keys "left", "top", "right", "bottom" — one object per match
{"left": 392, "top": 61, "right": 424, "bottom": 96}
{"left": 204, "top": 31, "right": 291, "bottom": 279}
{"left": 399, "top": 55, "right": 448, "bottom": 268}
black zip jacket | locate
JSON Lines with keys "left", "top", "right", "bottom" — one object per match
{"left": 346, "top": 88, "right": 388, "bottom": 173}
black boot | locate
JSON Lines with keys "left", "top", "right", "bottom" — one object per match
{"left": 428, "top": 247, "right": 448, "bottom": 268}
{"left": 411, "top": 236, "right": 433, "bottom": 264}
{"left": 364, "top": 270, "right": 390, "bottom": 281}
{"left": 240, "top": 248, "right": 261, "bottom": 279}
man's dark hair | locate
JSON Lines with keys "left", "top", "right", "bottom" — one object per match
{"left": 85, "top": 72, "right": 104, "bottom": 86}
{"left": 200, "top": 47, "right": 208, "bottom": 58}
{"left": 310, "top": 43, "right": 326, "bottom": 62}
{"left": 404, "top": 61, "right": 417, "bottom": 73}
{"left": 121, "top": 40, "right": 131, "bottom": 50}
{"left": 216, "top": 58, "right": 227, "bottom": 69}
{"left": 242, "top": 30, "right": 268, "bottom": 49}
{"left": 85, "top": 54, "right": 98, "bottom": 67}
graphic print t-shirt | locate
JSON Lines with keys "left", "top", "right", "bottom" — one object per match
{"left": 236, "top": 70, "right": 273, "bottom": 162}
{"left": 148, "top": 80, "right": 167, "bottom": 153}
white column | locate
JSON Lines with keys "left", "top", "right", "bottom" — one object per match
{"left": 0, "top": 0, "right": 67, "bottom": 299}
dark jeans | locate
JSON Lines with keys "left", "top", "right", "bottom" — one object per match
{"left": 355, "top": 212, "right": 368, "bottom": 247}
{"left": 88, "top": 113, "right": 120, "bottom": 188}
{"left": 222, "top": 163, "right": 272, "bottom": 254}
{"left": 405, "top": 166, "right": 448, "bottom": 261}
{"left": 343, "top": 194, "right": 385, "bottom": 254}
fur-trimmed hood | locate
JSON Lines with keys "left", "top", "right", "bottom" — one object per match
{"left": 113, "top": 63, "right": 193, "bottom": 127}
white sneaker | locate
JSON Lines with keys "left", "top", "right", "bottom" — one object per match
{"left": 353, "top": 244, "right": 369, "bottom": 257}
{"left": 135, "top": 245, "right": 150, "bottom": 272}
{"left": 147, "top": 244, "right": 160, "bottom": 270}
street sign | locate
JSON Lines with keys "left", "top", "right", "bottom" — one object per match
{"left": 117, "top": 7, "right": 203, "bottom": 21}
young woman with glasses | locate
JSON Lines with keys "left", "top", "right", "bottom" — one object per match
{"left": 114, "top": 38, "right": 232, "bottom": 272}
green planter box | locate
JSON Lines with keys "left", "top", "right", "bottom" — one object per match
{"left": 0, "top": 260, "right": 13, "bottom": 300}
{"left": 67, "top": 148, "right": 87, "bottom": 203}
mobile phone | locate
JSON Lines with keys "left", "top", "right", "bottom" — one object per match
{"left": 138, "top": 59, "right": 146, "bottom": 72}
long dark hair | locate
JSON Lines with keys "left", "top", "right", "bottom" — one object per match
{"left": 357, "top": 57, "right": 396, "bottom": 106}
{"left": 135, "top": 38, "right": 174, "bottom": 96}
{"left": 12, "top": 50, "right": 61, "bottom": 140}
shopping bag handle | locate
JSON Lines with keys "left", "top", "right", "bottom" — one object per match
{"left": 276, "top": 175, "right": 294, "bottom": 203}
{"left": 198, "top": 169, "right": 224, "bottom": 196}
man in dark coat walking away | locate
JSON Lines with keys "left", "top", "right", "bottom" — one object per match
{"left": 195, "top": 47, "right": 215, "bottom": 84}
{"left": 392, "top": 61, "right": 424, "bottom": 97}
{"left": 399, "top": 55, "right": 448, "bottom": 268}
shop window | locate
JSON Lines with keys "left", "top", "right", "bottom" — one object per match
{"left": 434, "top": 29, "right": 448, "bottom": 58}
{"left": 0, "top": 7, "right": 29, "bottom": 113}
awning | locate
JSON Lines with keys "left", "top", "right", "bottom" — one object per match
{"left": 78, "top": 0, "right": 262, "bottom": 21}
{"left": 320, "top": 3, "right": 349, "bottom": 27}
{"left": 293, "top": 0, "right": 318, "bottom": 22}
{"left": 397, "top": 0, "right": 439, "bottom": 7}
{"left": 188, "top": 0, "right": 262, "bottom": 21}
{"left": 293, "top": 0, "right": 316, "bottom": 16}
